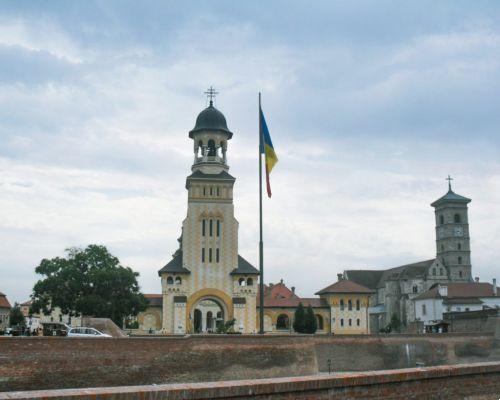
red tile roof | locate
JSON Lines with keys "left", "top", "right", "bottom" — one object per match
{"left": 315, "top": 279, "right": 373, "bottom": 295}
{"left": 264, "top": 282, "right": 298, "bottom": 300}
{"left": 0, "top": 292, "right": 11, "bottom": 309}
{"left": 257, "top": 281, "right": 328, "bottom": 308}
{"left": 415, "top": 282, "right": 499, "bottom": 300}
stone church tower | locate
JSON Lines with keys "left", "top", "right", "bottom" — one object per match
{"left": 158, "top": 90, "right": 259, "bottom": 334}
{"left": 431, "top": 178, "right": 472, "bottom": 282}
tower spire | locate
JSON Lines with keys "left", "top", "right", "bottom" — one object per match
{"left": 446, "top": 175, "right": 453, "bottom": 192}
{"left": 204, "top": 86, "right": 218, "bottom": 107}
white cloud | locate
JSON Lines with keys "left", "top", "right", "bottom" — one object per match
{"left": 1, "top": 3, "right": 500, "bottom": 304}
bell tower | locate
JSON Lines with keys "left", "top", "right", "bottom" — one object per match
{"left": 158, "top": 88, "right": 259, "bottom": 334}
{"left": 431, "top": 176, "right": 472, "bottom": 282}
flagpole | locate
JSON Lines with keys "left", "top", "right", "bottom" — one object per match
{"left": 258, "top": 92, "right": 264, "bottom": 335}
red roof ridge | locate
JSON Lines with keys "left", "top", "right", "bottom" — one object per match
{"left": 315, "top": 279, "right": 373, "bottom": 295}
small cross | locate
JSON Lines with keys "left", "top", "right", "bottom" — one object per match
{"left": 446, "top": 175, "right": 453, "bottom": 191}
{"left": 204, "top": 86, "right": 218, "bottom": 106}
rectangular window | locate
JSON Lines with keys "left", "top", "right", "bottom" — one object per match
{"left": 216, "top": 220, "right": 220, "bottom": 237}
{"left": 348, "top": 300, "right": 352, "bottom": 311}
{"left": 209, "top": 248, "right": 213, "bottom": 263}
{"left": 356, "top": 299, "right": 360, "bottom": 311}
{"left": 216, "top": 187, "right": 220, "bottom": 196}
{"left": 202, "top": 220, "right": 206, "bottom": 236}
{"left": 340, "top": 299, "right": 344, "bottom": 311}
{"left": 210, "top": 219, "right": 213, "bottom": 237}
{"left": 422, "top": 304, "right": 426, "bottom": 315}
{"left": 202, "top": 248, "right": 205, "bottom": 263}
{"left": 216, "top": 248, "right": 220, "bottom": 263}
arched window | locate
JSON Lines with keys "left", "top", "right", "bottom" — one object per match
{"left": 340, "top": 318, "right": 344, "bottom": 327}
{"left": 340, "top": 299, "right": 345, "bottom": 311}
{"left": 210, "top": 219, "right": 213, "bottom": 236}
{"left": 356, "top": 319, "right": 360, "bottom": 326}
{"left": 315, "top": 315, "right": 324, "bottom": 330}
{"left": 433, "top": 268, "right": 436, "bottom": 276}
{"left": 348, "top": 299, "right": 352, "bottom": 311}
{"left": 238, "top": 277, "right": 246, "bottom": 286}
{"left": 167, "top": 276, "right": 174, "bottom": 285}
{"left": 348, "top": 318, "right": 352, "bottom": 326}
{"left": 439, "top": 215, "right": 444, "bottom": 225}
{"left": 459, "top": 270, "right": 463, "bottom": 278}
{"left": 276, "top": 314, "right": 289, "bottom": 330}
{"left": 247, "top": 278, "right": 253, "bottom": 286}
{"left": 202, "top": 248, "right": 205, "bottom": 263}
{"left": 458, "top": 256, "right": 462, "bottom": 265}
{"left": 457, "top": 243, "right": 462, "bottom": 250}
{"left": 216, "top": 248, "right": 220, "bottom": 263}
{"left": 175, "top": 277, "right": 182, "bottom": 285}
{"left": 454, "top": 213, "right": 461, "bottom": 223}
{"left": 216, "top": 220, "right": 221, "bottom": 237}
{"left": 356, "top": 299, "right": 360, "bottom": 311}
{"left": 209, "top": 248, "right": 213, "bottom": 263}
{"left": 202, "top": 220, "right": 206, "bottom": 236}
{"left": 207, "top": 139, "right": 216, "bottom": 156}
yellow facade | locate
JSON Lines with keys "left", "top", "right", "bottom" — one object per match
{"left": 321, "top": 293, "right": 370, "bottom": 334}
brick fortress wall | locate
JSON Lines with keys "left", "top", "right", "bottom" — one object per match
{"left": 1, "top": 362, "right": 499, "bottom": 400}
{"left": 0, "top": 334, "right": 499, "bottom": 392}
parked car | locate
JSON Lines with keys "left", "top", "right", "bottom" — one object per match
{"left": 67, "top": 327, "right": 111, "bottom": 337}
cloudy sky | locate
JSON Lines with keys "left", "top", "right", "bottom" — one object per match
{"left": 1, "top": 1, "right": 499, "bottom": 303}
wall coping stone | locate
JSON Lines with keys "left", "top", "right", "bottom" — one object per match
{"left": 1, "top": 362, "right": 499, "bottom": 400}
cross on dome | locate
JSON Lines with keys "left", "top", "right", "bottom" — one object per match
{"left": 204, "top": 86, "right": 218, "bottom": 106}
{"left": 446, "top": 175, "right": 453, "bottom": 191}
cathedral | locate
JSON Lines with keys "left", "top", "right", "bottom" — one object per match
{"left": 345, "top": 179, "right": 473, "bottom": 330}
{"left": 156, "top": 94, "right": 259, "bottom": 334}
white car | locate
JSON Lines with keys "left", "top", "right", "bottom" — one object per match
{"left": 67, "top": 327, "right": 111, "bottom": 337}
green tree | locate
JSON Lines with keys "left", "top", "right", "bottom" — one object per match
{"left": 9, "top": 303, "right": 25, "bottom": 327}
{"left": 293, "top": 302, "right": 306, "bottom": 333}
{"left": 389, "top": 313, "right": 401, "bottom": 333}
{"left": 304, "top": 305, "right": 318, "bottom": 334}
{"left": 31, "top": 245, "right": 147, "bottom": 326}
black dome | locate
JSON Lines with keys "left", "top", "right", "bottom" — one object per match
{"left": 189, "top": 103, "right": 233, "bottom": 138}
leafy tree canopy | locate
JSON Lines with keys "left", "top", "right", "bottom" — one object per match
{"left": 31, "top": 245, "right": 147, "bottom": 326}
{"left": 9, "top": 303, "right": 26, "bottom": 327}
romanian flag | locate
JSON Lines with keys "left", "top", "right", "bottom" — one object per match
{"left": 259, "top": 107, "right": 278, "bottom": 197}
